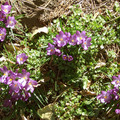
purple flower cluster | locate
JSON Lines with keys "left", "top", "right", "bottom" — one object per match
{"left": 97, "top": 75, "right": 120, "bottom": 114}
{"left": 96, "top": 88, "right": 119, "bottom": 103}
{"left": 46, "top": 31, "right": 92, "bottom": 61}
{"left": 0, "top": 53, "right": 37, "bottom": 108}
{"left": 0, "top": 2, "right": 16, "bottom": 42}
{"left": 0, "top": 66, "right": 38, "bottom": 107}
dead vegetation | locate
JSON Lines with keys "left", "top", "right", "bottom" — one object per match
{"left": 0, "top": 0, "right": 118, "bottom": 31}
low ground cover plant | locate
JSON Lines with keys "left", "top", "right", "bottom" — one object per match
{"left": 0, "top": 1, "right": 120, "bottom": 120}
{"left": 46, "top": 30, "right": 91, "bottom": 60}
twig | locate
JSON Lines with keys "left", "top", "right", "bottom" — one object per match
{"left": 106, "top": 99, "right": 120, "bottom": 115}
{"left": 44, "top": 0, "right": 52, "bottom": 8}
{"left": 53, "top": 87, "right": 70, "bottom": 103}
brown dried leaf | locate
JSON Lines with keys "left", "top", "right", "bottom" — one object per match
{"left": 31, "top": 27, "right": 48, "bottom": 39}
{"left": 37, "top": 103, "right": 55, "bottom": 120}
{"left": 80, "top": 90, "right": 96, "bottom": 96}
{"left": 5, "top": 43, "right": 20, "bottom": 52}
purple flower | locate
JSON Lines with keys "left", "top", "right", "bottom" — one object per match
{"left": 6, "top": 70, "right": 18, "bottom": 85}
{"left": 1, "top": 3, "right": 11, "bottom": 14}
{"left": 18, "top": 69, "right": 30, "bottom": 87}
{"left": 5, "top": 16, "right": 16, "bottom": 29}
{"left": 68, "top": 34, "right": 77, "bottom": 46}
{"left": 76, "top": 31, "right": 87, "bottom": 45}
{"left": 25, "top": 79, "right": 38, "bottom": 93}
{"left": 109, "top": 87, "right": 119, "bottom": 100}
{"left": 96, "top": 91, "right": 112, "bottom": 103}
{"left": 55, "top": 49, "right": 62, "bottom": 56}
{"left": 11, "top": 92, "right": 21, "bottom": 101}
{"left": 54, "top": 31, "right": 67, "bottom": 47}
{"left": 9, "top": 70, "right": 18, "bottom": 78}
{"left": 0, "top": 27, "right": 6, "bottom": 42}
{"left": 68, "top": 55, "right": 73, "bottom": 61}
{"left": 0, "top": 66, "right": 9, "bottom": 83}
{"left": 115, "top": 109, "right": 120, "bottom": 114}
{"left": 6, "top": 76, "right": 15, "bottom": 86}
{"left": 111, "top": 75, "right": 120, "bottom": 88}
{"left": 0, "top": 76, "right": 7, "bottom": 84}
{"left": 0, "top": 11, "right": 6, "bottom": 21}
{"left": 21, "top": 91, "right": 31, "bottom": 101}
{"left": 9, "top": 80, "right": 21, "bottom": 93}
{"left": 16, "top": 53, "right": 28, "bottom": 65}
{"left": 65, "top": 32, "right": 71, "bottom": 41}
{"left": 53, "top": 38, "right": 58, "bottom": 45}
{"left": 3, "top": 99, "right": 12, "bottom": 108}
{"left": 46, "top": 43, "right": 55, "bottom": 55}
{"left": 62, "top": 55, "right": 68, "bottom": 61}
{"left": 0, "top": 66, "right": 9, "bottom": 76}
{"left": 81, "top": 37, "right": 91, "bottom": 50}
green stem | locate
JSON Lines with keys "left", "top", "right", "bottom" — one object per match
{"left": 10, "top": 28, "right": 17, "bottom": 53}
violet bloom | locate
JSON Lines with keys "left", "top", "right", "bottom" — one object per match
{"left": 9, "top": 70, "right": 18, "bottom": 77}
{"left": 6, "top": 16, "right": 16, "bottom": 29}
{"left": 68, "top": 55, "right": 73, "bottom": 61}
{"left": 1, "top": 3, "right": 11, "bottom": 14}
{"left": 62, "top": 55, "right": 68, "bottom": 61}
{"left": 4, "top": 2, "right": 9, "bottom": 5}
{"left": 46, "top": 43, "right": 55, "bottom": 55}
{"left": 18, "top": 69, "right": 30, "bottom": 87}
{"left": 81, "top": 37, "right": 91, "bottom": 50}
{"left": 25, "top": 79, "right": 38, "bottom": 93}
{"left": 55, "top": 49, "right": 62, "bottom": 56}
{"left": 3, "top": 99, "right": 12, "bottom": 108}
{"left": 115, "top": 109, "right": 120, "bottom": 114}
{"left": 53, "top": 37, "right": 58, "bottom": 46}
{"left": 68, "top": 34, "right": 77, "bottom": 46}
{"left": 54, "top": 31, "right": 67, "bottom": 47}
{"left": 16, "top": 53, "right": 28, "bottom": 65}
{"left": 96, "top": 91, "right": 112, "bottom": 103}
{"left": 0, "top": 27, "right": 6, "bottom": 42}
{"left": 0, "top": 66, "right": 9, "bottom": 83}
{"left": 65, "top": 32, "right": 71, "bottom": 41}
{"left": 11, "top": 92, "right": 21, "bottom": 101}
{"left": 6, "top": 70, "right": 18, "bottom": 85}
{"left": 0, "top": 76, "right": 7, "bottom": 84}
{"left": 76, "top": 31, "right": 87, "bottom": 45}
{"left": 111, "top": 75, "right": 120, "bottom": 88}
{"left": 0, "top": 66, "right": 9, "bottom": 76}
{"left": 0, "top": 11, "right": 6, "bottom": 21}
{"left": 6, "top": 76, "right": 15, "bottom": 86}
{"left": 21, "top": 91, "right": 31, "bottom": 101}
{"left": 9, "top": 80, "right": 21, "bottom": 94}
{"left": 109, "top": 87, "right": 119, "bottom": 100}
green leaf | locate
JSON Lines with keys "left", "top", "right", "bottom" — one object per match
{"left": 82, "top": 76, "right": 88, "bottom": 89}
{"left": 114, "top": 1, "right": 120, "bottom": 12}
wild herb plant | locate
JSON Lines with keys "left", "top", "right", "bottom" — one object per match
{"left": 0, "top": 1, "right": 120, "bottom": 120}
{"left": 44, "top": 3, "right": 120, "bottom": 120}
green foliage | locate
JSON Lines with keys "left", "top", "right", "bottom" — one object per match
{"left": 54, "top": 88, "right": 96, "bottom": 120}
{"left": 45, "top": 4, "right": 120, "bottom": 119}
{"left": 114, "top": 1, "right": 120, "bottom": 12}
{"left": 0, "top": 1, "right": 120, "bottom": 120}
